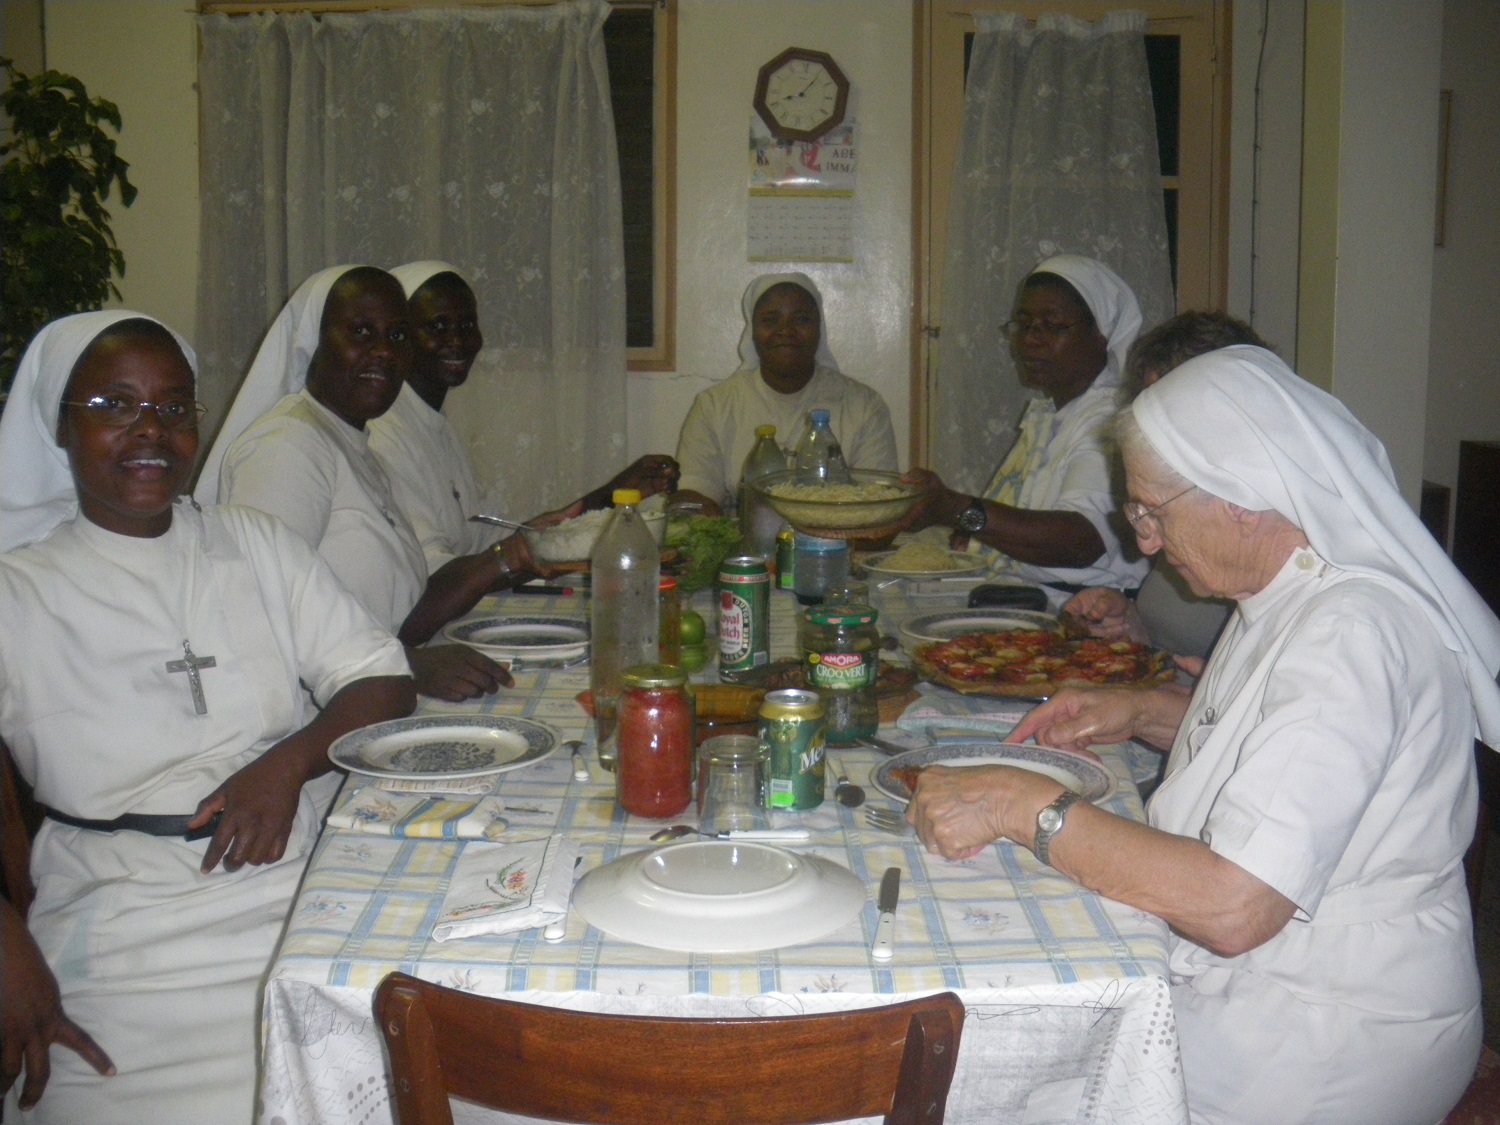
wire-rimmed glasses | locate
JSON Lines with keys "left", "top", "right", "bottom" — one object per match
{"left": 61, "top": 395, "right": 207, "bottom": 431}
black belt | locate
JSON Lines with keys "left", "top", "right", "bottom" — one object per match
{"left": 45, "top": 808, "right": 221, "bottom": 842}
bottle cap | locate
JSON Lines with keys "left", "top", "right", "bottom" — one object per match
{"left": 612, "top": 488, "right": 643, "bottom": 506}
{"left": 805, "top": 604, "right": 878, "bottom": 626}
{"left": 755, "top": 424, "right": 776, "bottom": 438}
{"left": 622, "top": 663, "right": 688, "bottom": 689}
{"left": 810, "top": 408, "right": 831, "bottom": 425}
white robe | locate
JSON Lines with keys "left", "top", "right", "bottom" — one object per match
{"left": 0, "top": 504, "right": 408, "bottom": 1125}
{"left": 368, "top": 382, "right": 495, "bottom": 572}
{"left": 980, "top": 385, "right": 1151, "bottom": 592}
{"left": 1150, "top": 547, "right": 1481, "bottom": 1125}
{"left": 674, "top": 365, "right": 898, "bottom": 508}
{"left": 216, "top": 388, "right": 427, "bottom": 634}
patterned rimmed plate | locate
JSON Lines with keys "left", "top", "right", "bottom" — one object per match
{"left": 858, "top": 550, "right": 990, "bottom": 580}
{"left": 899, "top": 608, "right": 1057, "bottom": 645}
{"left": 442, "top": 615, "right": 589, "bottom": 662}
{"left": 872, "top": 742, "right": 1115, "bottom": 805}
{"left": 329, "top": 715, "right": 560, "bottom": 781}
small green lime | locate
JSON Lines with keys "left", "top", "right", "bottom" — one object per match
{"left": 679, "top": 610, "right": 706, "bottom": 646}
{"left": 679, "top": 641, "right": 709, "bottom": 673}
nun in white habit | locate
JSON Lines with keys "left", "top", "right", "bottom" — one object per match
{"left": 673, "top": 271, "right": 898, "bottom": 510}
{"left": 911, "top": 346, "right": 1500, "bottom": 1125}
{"left": 0, "top": 311, "right": 412, "bottom": 1124}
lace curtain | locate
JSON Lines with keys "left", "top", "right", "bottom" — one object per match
{"left": 196, "top": 1, "right": 626, "bottom": 512}
{"left": 931, "top": 10, "right": 1175, "bottom": 494}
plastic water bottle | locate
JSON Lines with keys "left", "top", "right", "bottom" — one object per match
{"left": 792, "top": 408, "right": 851, "bottom": 485}
{"left": 793, "top": 532, "right": 850, "bottom": 605}
{"left": 589, "top": 489, "right": 661, "bottom": 771}
{"left": 738, "top": 423, "right": 789, "bottom": 559}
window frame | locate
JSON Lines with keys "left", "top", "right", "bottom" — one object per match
{"left": 198, "top": 0, "right": 677, "bottom": 372}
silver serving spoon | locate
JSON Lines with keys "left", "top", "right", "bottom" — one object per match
{"left": 834, "top": 774, "right": 866, "bottom": 808}
{"left": 468, "top": 514, "right": 534, "bottom": 531}
{"left": 649, "top": 825, "right": 811, "bottom": 843}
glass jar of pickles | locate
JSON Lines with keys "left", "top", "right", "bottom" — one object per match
{"left": 801, "top": 604, "right": 880, "bottom": 744}
{"left": 617, "top": 663, "right": 694, "bottom": 817}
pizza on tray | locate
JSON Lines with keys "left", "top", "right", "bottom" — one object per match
{"left": 913, "top": 628, "right": 1175, "bottom": 698}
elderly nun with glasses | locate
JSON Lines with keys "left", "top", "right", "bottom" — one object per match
{"left": 908, "top": 346, "right": 1500, "bottom": 1124}
{"left": 0, "top": 312, "right": 413, "bottom": 1124}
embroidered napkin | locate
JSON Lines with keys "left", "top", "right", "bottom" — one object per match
{"left": 328, "top": 787, "right": 513, "bottom": 840}
{"left": 432, "top": 834, "right": 581, "bottom": 942}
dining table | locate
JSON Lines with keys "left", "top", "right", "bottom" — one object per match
{"left": 257, "top": 572, "right": 1189, "bottom": 1125}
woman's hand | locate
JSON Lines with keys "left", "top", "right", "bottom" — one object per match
{"left": 1, "top": 900, "right": 115, "bottom": 1109}
{"left": 407, "top": 644, "right": 513, "bottom": 702}
{"left": 606, "top": 455, "right": 679, "bottom": 501}
{"left": 906, "top": 764, "right": 1061, "bottom": 861}
{"left": 1061, "top": 587, "right": 1148, "bottom": 644}
{"left": 190, "top": 742, "right": 315, "bottom": 873}
{"left": 1009, "top": 685, "right": 1188, "bottom": 754}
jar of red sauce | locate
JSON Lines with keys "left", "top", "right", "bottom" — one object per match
{"left": 617, "top": 663, "right": 694, "bottom": 818}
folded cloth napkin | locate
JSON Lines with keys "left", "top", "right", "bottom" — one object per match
{"left": 895, "top": 684, "right": 1160, "bottom": 789}
{"left": 432, "top": 834, "right": 581, "bottom": 942}
{"left": 328, "top": 787, "right": 512, "bottom": 840}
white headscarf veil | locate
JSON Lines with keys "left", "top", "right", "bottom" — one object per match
{"left": 0, "top": 311, "right": 196, "bottom": 554}
{"left": 389, "top": 260, "right": 467, "bottom": 301}
{"left": 734, "top": 272, "right": 840, "bottom": 375}
{"left": 194, "top": 263, "right": 368, "bottom": 503}
{"left": 1133, "top": 344, "right": 1500, "bottom": 743}
{"left": 1026, "top": 254, "right": 1143, "bottom": 390}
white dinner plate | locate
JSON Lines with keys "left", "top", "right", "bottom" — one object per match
{"left": 899, "top": 608, "right": 1057, "bottom": 645}
{"left": 329, "top": 715, "right": 560, "bottom": 781}
{"left": 572, "top": 841, "right": 867, "bottom": 954}
{"left": 872, "top": 742, "right": 1116, "bottom": 805}
{"left": 858, "top": 550, "right": 990, "bottom": 581}
{"left": 442, "top": 614, "right": 589, "bottom": 663}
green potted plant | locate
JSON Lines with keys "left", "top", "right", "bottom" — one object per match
{"left": 1, "top": 58, "right": 136, "bottom": 400}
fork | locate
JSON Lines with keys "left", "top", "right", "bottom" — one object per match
{"left": 864, "top": 807, "right": 908, "bottom": 835}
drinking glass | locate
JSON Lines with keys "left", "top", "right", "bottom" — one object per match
{"left": 696, "top": 734, "right": 770, "bottom": 833}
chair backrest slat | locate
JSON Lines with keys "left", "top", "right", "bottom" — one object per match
{"left": 376, "top": 972, "right": 965, "bottom": 1125}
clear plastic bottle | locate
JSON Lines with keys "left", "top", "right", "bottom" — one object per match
{"left": 589, "top": 489, "right": 661, "bottom": 771}
{"left": 737, "top": 423, "right": 789, "bottom": 559}
{"left": 793, "top": 532, "right": 850, "bottom": 605}
{"left": 791, "top": 408, "right": 851, "bottom": 485}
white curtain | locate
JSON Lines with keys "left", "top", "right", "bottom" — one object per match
{"left": 932, "top": 10, "right": 1175, "bottom": 493}
{"left": 196, "top": 1, "right": 626, "bottom": 512}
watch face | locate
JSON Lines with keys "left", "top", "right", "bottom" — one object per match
{"left": 1038, "top": 807, "right": 1064, "bottom": 835}
{"left": 765, "top": 58, "right": 840, "bottom": 133}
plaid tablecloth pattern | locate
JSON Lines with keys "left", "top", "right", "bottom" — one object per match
{"left": 260, "top": 583, "right": 1187, "bottom": 1125}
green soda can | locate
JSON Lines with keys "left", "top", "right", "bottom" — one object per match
{"left": 717, "top": 555, "right": 770, "bottom": 679}
{"left": 775, "top": 527, "right": 797, "bottom": 590}
{"left": 760, "top": 688, "right": 826, "bottom": 810}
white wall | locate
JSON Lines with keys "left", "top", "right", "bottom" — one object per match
{"left": 627, "top": 0, "right": 914, "bottom": 467}
{"left": 44, "top": 0, "right": 199, "bottom": 344}
{"left": 1426, "top": 0, "right": 1500, "bottom": 501}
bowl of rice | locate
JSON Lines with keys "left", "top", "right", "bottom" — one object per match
{"left": 522, "top": 494, "right": 667, "bottom": 565}
{"left": 752, "top": 469, "right": 923, "bottom": 537}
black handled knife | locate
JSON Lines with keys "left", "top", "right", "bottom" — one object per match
{"left": 871, "top": 866, "right": 899, "bottom": 961}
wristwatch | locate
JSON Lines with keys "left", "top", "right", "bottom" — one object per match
{"left": 955, "top": 496, "right": 988, "bottom": 535}
{"left": 1033, "top": 790, "right": 1082, "bottom": 867}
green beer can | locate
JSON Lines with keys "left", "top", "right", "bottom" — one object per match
{"left": 760, "top": 688, "right": 826, "bottom": 809}
{"left": 717, "top": 554, "right": 770, "bottom": 679}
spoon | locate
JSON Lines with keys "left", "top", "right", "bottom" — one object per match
{"left": 468, "top": 514, "right": 534, "bottom": 531}
{"left": 649, "top": 825, "right": 811, "bottom": 843}
{"left": 834, "top": 774, "right": 866, "bottom": 808}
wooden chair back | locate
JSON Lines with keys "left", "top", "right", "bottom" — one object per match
{"left": 375, "top": 972, "right": 965, "bottom": 1125}
{"left": 0, "top": 739, "right": 36, "bottom": 917}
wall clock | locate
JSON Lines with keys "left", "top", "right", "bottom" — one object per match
{"left": 752, "top": 47, "right": 850, "bottom": 143}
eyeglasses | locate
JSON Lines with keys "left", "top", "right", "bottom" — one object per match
{"left": 1001, "top": 318, "right": 1083, "bottom": 340}
{"left": 62, "top": 395, "right": 207, "bottom": 431}
{"left": 1123, "top": 485, "right": 1197, "bottom": 538}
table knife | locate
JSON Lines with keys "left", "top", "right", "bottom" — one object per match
{"left": 700, "top": 828, "right": 810, "bottom": 841}
{"left": 872, "top": 866, "right": 900, "bottom": 961}
{"left": 565, "top": 740, "right": 589, "bottom": 781}
{"left": 857, "top": 735, "right": 921, "bottom": 757}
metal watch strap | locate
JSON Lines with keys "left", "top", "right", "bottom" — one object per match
{"left": 1034, "top": 790, "right": 1082, "bottom": 867}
